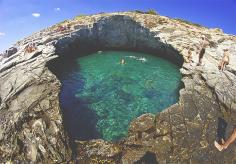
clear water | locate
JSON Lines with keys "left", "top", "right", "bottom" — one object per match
{"left": 59, "top": 51, "right": 182, "bottom": 141}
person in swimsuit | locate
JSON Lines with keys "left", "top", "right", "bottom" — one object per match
{"left": 215, "top": 127, "right": 236, "bottom": 151}
{"left": 138, "top": 56, "right": 147, "bottom": 62}
{"left": 185, "top": 48, "right": 193, "bottom": 63}
{"left": 25, "top": 43, "right": 37, "bottom": 53}
{"left": 120, "top": 59, "right": 125, "bottom": 65}
{"left": 197, "top": 35, "right": 208, "bottom": 66}
{"left": 25, "top": 43, "right": 33, "bottom": 53}
{"left": 56, "top": 25, "right": 66, "bottom": 32}
{"left": 218, "top": 49, "right": 230, "bottom": 71}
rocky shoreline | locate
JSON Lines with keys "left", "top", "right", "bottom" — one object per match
{"left": 0, "top": 12, "right": 236, "bottom": 163}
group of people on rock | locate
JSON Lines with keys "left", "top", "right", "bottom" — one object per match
{"left": 23, "top": 23, "right": 72, "bottom": 54}
{"left": 24, "top": 43, "right": 37, "bottom": 53}
{"left": 185, "top": 35, "right": 230, "bottom": 71}
{"left": 185, "top": 35, "right": 234, "bottom": 151}
{"left": 56, "top": 24, "right": 71, "bottom": 33}
{"left": 20, "top": 30, "right": 234, "bottom": 153}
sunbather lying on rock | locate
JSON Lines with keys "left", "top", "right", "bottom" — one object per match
{"left": 25, "top": 43, "right": 37, "bottom": 53}
{"left": 218, "top": 49, "right": 230, "bottom": 71}
{"left": 215, "top": 127, "right": 236, "bottom": 151}
{"left": 56, "top": 24, "right": 71, "bottom": 33}
{"left": 56, "top": 25, "right": 67, "bottom": 32}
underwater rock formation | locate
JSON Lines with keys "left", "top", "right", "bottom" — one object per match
{"left": 0, "top": 12, "right": 236, "bottom": 163}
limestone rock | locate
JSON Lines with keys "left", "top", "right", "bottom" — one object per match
{"left": 129, "top": 113, "right": 155, "bottom": 133}
{"left": 76, "top": 140, "right": 122, "bottom": 163}
{"left": 0, "top": 11, "right": 235, "bottom": 163}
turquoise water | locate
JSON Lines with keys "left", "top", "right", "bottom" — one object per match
{"left": 59, "top": 51, "right": 182, "bottom": 141}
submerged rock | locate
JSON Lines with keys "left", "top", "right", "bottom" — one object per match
{"left": 0, "top": 11, "right": 235, "bottom": 163}
{"left": 129, "top": 113, "right": 156, "bottom": 134}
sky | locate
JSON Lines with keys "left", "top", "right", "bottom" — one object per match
{"left": 0, "top": 0, "right": 235, "bottom": 52}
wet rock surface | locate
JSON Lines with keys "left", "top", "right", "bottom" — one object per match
{"left": 0, "top": 12, "right": 236, "bottom": 163}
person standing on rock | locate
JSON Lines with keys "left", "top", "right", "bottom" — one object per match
{"left": 218, "top": 49, "right": 230, "bottom": 71}
{"left": 215, "top": 127, "right": 236, "bottom": 151}
{"left": 185, "top": 48, "right": 193, "bottom": 63}
{"left": 197, "top": 35, "right": 208, "bottom": 66}
{"left": 188, "top": 49, "right": 193, "bottom": 63}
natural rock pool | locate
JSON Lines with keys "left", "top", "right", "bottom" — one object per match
{"left": 58, "top": 51, "right": 182, "bottom": 141}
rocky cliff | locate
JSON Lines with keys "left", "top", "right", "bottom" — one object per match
{"left": 0, "top": 12, "right": 236, "bottom": 163}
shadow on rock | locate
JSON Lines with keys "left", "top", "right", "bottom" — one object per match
{"left": 217, "top": 117, "right": 228, "bottom": 144}
{"left": 134, "top": 151, "right": 158, "bottom": 164}
{"left": 47, "top": 55, "right": 101, "bottom": 158}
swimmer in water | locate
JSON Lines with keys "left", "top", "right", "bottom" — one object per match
{"left": 138, "top": 57, "right": 147, "bottom": 62}
{"left": 120, "top": 59, "right": 125, "bottom": 65}
{"left": 125, "top": 55, "right": 136, "bottom": 59}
